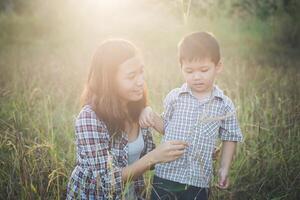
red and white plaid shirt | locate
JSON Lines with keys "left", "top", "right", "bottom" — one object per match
{"left": 66, "top": 105, "right": 155, "bottom": 200}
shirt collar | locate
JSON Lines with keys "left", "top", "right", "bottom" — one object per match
{"left": 178, "top": 83, "right": 224, "bottom": 100}
{"left": 178, "top": 83, "right": 192, "bottom": 95}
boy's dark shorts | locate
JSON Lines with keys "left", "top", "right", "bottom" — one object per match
{"left": 151, "top": 175, "right": 209, "bottom": 200}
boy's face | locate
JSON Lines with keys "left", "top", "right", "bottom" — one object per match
{"left": 181, "top": 57, "right": 222, "bottom": 94}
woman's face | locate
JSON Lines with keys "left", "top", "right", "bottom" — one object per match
{"left": 115, "top": 56, "right": 145, "bottom": 103}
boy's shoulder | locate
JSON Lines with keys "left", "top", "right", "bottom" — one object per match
{"left": 164, "top": 83, "right": 190, "bottom": 100}
{"left": 214, "top": 86, "right": 236, "bottom": 112}
{"left": 163, "top": 86, "right": 182, "bottom": 102}
{"left": 166, "top": 87, "right": 181, "bottom": 98}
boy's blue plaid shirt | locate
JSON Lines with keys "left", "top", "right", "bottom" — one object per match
{"left": 155, "top": 83, "right": 243, "bottom": 188}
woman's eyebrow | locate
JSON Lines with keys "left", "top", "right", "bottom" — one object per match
{"left": 126, "top": 71, "right": 136, "bottom": 76}
{"left": 126, "top": 65, "right": 144, "bottom": 74}
{"left": 125, "top": 68, "right": 141, "bottom": 76}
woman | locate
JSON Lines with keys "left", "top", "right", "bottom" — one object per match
{"left": 66, "top": 39, "right": 188, "bottom": 200}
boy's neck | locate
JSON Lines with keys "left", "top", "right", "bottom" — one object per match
{"left": 191, "top": 86, "right": 213, "bottom": 100}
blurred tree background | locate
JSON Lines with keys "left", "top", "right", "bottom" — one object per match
{"left": 0, "top": 0, "right": 299, "bottom": 199}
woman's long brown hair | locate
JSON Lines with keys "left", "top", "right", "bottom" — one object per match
{"left": 80, "top": 39, "right": 148, "bottom": 136}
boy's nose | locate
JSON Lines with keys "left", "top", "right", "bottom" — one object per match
{"left": 193, "top": 72, "right": 202, "bottom": 80}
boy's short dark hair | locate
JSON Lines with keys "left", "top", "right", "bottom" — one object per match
{"left": 178, "top": 31, "right": 220, "bottom": 66}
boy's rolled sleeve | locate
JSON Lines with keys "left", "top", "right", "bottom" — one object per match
{"left": 161, "top": 90, "right": 176, "bottom": 131}
{"left": 219, "top": 101, "right": 243, "bottom": 142}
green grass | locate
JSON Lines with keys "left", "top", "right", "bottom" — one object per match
{"left": 0, "top": 3, "right": 299, "bottom": 199}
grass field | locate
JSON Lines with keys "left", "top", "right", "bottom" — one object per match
{"left": 0, "top": 1, "right": 299, "bottom": 199}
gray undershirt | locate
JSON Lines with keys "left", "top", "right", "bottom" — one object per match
{"left": 125, "top": 128, "right": 145, "bottom": 200}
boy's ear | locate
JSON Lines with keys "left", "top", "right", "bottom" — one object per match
{"left": 216, "top": 60, "right": 223, "bottom": 73}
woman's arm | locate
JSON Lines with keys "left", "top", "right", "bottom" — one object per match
{"left": 122, "top": 140, "right": 188, "bottom": 180}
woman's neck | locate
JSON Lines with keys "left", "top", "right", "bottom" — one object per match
{"left": 125, "top": 121, "right": 140, "bottom": 142}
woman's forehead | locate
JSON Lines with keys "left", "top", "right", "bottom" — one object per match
{"left": 119, "top": 56, "right": 144, "bottom": 72}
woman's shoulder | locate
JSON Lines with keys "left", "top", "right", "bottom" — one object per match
{"left": 79, "top": 104, "right": 95, "bottom": 114}
{"left": 77, "top": 104, "right": 97, "bottom": 119}
{"left": 76, "top": 104, "right": 106, "bottom": 127}
{"left": 75, "top": 105, "right": 110, "bottom": 140}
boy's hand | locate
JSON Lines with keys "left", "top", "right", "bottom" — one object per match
{"left": 217, "top": 168, "right": 230, "bottom": 189}
{"left": 139, "top": 106, "right": 155, "bottom": 128}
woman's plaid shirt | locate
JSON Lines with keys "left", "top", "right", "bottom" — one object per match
{"left": 66, "top": 105, "right": 155, "bottom": 200}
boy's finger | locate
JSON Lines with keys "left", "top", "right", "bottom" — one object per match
{"left": 216, "top": 182, "right": 226, "bottom": 189}
{"left": 216, "top": 183, "right": 225, "bottom": 189}
{"left": 217, "top": 177, "right": 229, "bottom": 189}
{"left": 218, "top": 181, "right": 225, "bottom": 188}
{"left": 217, "top": 183, "right": 229, "bottom": 189}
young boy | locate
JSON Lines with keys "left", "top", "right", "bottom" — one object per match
{"left": 139, "top": 32, "right": 243, "bottom": 200}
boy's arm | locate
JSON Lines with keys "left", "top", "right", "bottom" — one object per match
{"left": 139, "top": 107, "right": 165, "bottom": 134}
{"left": 139, "top": 90, "right": 176, "bottom": 134}
{"left": 217, "top": 141, "right": 237, "bottom": 189}
{"left": 217, "top": 98, "right": 243, "bottom": 189}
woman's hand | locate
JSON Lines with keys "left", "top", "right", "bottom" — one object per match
{"left": 139, "top": 106, "right": 155, "bottom": 128}
{"left": 149, "top": 140, "right": 188, "bottom": 164}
